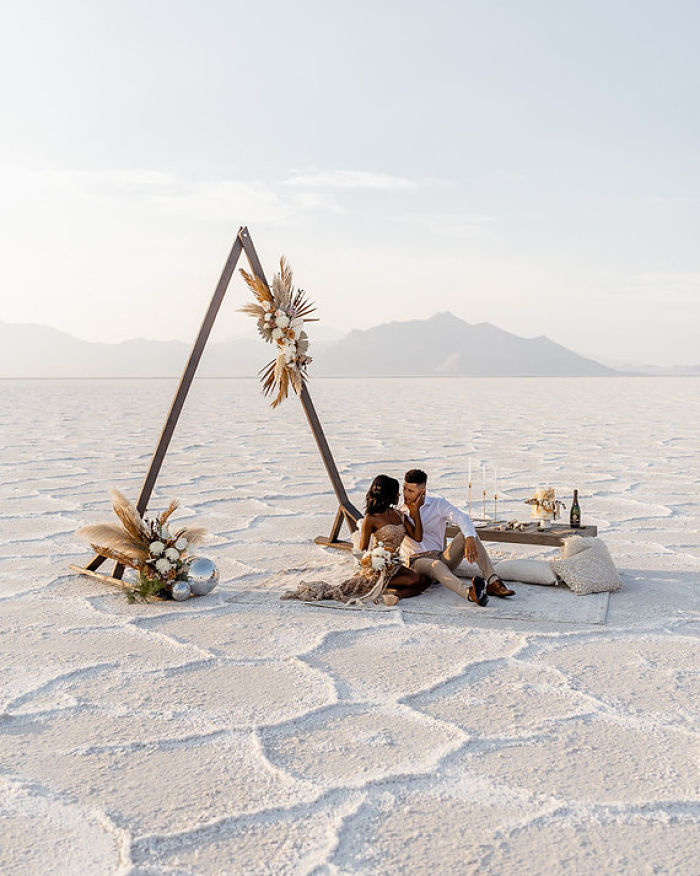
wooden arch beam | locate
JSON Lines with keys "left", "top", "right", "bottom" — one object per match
{"left": 80, "top": 226, "right": 360, "bottom": 581}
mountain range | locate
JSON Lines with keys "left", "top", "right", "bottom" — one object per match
{"left": 1, "top": 313, "right": 696, "bottom": 378}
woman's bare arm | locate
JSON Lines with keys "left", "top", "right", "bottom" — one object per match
{"left": 359, "top": 515, "right": 376, "bottom": 551}
{"left": 403, "top": 502, "right": 423, "bottom": 542}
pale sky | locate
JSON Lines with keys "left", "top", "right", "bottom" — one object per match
{"left": 0, "top": 0, "right": 698, "bottom": 366}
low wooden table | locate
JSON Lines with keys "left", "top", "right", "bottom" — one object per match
{"left": 316, "top": 521, "right": 597, "bottom": 552}
{"left": 461, "top": 521, "right": 597, "bottom": 547}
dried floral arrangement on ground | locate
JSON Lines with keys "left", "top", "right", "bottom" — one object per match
{"left": 77, "top": 490, "right": 208, "bottom": 602}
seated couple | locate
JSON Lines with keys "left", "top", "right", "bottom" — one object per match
{"left": 283, "top": 469, "right": 514, "bottom": 607}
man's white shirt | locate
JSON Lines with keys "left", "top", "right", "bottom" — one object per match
{"left": 400, "top": 494, "right": 476, "bottom": 559}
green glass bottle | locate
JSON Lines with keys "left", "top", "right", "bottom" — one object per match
{"left": 570, "top": 489, "right": 581, "bottom": 528}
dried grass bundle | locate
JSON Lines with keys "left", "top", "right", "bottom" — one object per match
{"left": 158, "top": 499, "right": 179, "bottom": 526}
{"left": 76, "top": 523, "right": 149, "bottom": 562}
{"left": 87, "top": 543, "right": 141, "bottom": 570}
{"left": 175, "top": 526, "right": 208, "bottom": 547}
{"left": 110, "top": 489, "right": 148, "bottom": 540}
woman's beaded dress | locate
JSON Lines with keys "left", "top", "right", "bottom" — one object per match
{"left": 281, "top": 523, "right": 407, "bottom": 604}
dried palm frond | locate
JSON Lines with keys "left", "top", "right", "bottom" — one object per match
{"left": 239, "top": 302, "right": 266, "bottom": 319}
{"left": 279, "top": 255, "right": 293, "bottom": 296}
{"left": 259, "top": 358, "right": 276, "bottom": 397}
{"left": 158, "top": 499, "right": 179, "bottom": 527}
{"left": 77, "top": 524, "right": 150, "bottom": 561}
{"left": 239, "top": 268, "right": 273, "bottom": 304}
{"left": 88, "top": 543, "right": 141, "bottom": 570}
{"left": 110, "top": 489, "right": 148, "bottom": 540}
{"left": 273, "top": 368, "right": 290, "bottom": 408}
{"left": 174, "top": 526, "right": 208, "bottom": 547}
{"left": 271, "top": 257, "right": 293, "bottom": 309}
{"left": 290, "top": 286, "right": 317, "bottom": 320}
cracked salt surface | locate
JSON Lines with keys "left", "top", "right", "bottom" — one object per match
{"left": 1, "top": 377, "right": 698, "bottom": 874}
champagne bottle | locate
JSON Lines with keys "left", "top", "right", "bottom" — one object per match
{"left": 570, "top": 489, "right": 581, "bottom": 528}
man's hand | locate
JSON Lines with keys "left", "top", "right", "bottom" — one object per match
{"left": 465, "top": 536, "right": 478, "bottom": 563}
{"left": 406, "top": 489, "right": 425, "bottom": 515}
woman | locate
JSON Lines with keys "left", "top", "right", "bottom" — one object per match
{"left": 282, "top": 475, "right": 431, "bottom": 605}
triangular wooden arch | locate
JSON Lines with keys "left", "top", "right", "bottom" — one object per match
{"left": 72, "top": 226, "right": 361, "bottom": 587}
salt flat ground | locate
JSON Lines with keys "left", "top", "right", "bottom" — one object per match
{"left": 0, "top": 376, "right": 698, "bottom": 875}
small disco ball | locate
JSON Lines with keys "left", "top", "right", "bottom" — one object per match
{"left": 187, "top": 557, "right": 219, "bottom": 596}
{"left": 171, "top": 580, "right": 192, "bottom": 601}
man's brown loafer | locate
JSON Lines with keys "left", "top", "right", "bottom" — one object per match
{"left": 468, "top": 576, "right": 489, "bottom": 606}
{"left": 486, "top": 575, "right": 515, "bottom": 598}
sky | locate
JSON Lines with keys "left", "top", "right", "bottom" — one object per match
{"left": 0, "top": 0, "right": 698, "bottom": 367}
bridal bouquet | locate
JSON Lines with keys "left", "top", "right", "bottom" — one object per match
{"left": 239, "top": 256, "right": 316, "bottom": 408}
{"left": 361, "top": 542, "right": 395, "bottom": 572}
{"left": 77, "top": 490, "right": 207, "bottom": 602}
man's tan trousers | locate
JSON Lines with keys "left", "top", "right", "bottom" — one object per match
{"left": 410, "top": 530, "right": 495, "bottom": 600}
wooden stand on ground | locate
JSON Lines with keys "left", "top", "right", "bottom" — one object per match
{"left": 72, "top": 226, "right": 360, "bottom": 583}
{"left": 68, "top": 564, "right": 133, "bottom": 591}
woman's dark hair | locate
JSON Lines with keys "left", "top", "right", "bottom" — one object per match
{"left": 365, "top": 475, "right": 400, "bottom": 515}
{"left": 404, "top": 468, "right": 427, "bottom": 485}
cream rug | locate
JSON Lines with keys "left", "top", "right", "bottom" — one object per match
{"left": 234, "top": 581, "right": 611, "bottom": 626}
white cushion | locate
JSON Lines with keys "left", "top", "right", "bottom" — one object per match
{"left": 551, "top": 537, "right": 621, "bottom": 595}
{"left": 494, "top": 558, "right": 557, "bottom": 585}
{"left": 454, "top": 558, "right": 557, "bottom": 585}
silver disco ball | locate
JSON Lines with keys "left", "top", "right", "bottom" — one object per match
{"left": 171, "top": 580, "right": 192, "bottom": 601}
{"left": 187, "top": 557, "right": 219, "bottom": 596}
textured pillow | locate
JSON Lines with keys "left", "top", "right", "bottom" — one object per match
{"left": 455, "top": 558, "right": 557, "bottom": 585}
{"left": 560, "top": 534, "right": 591, "bottom": 558}
{"left": 551, "top": 537, "right": 621, "bottom": 595}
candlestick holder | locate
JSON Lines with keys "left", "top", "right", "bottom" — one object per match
{"left": 482, "top": 489, "right": 487, "bottom": 522}
{"left": 468, "top": 481, "right": 472, "bottom": 517}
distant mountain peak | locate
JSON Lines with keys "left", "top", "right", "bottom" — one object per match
{"left": 0, "top": 314, "right": 618, "bottom": 378}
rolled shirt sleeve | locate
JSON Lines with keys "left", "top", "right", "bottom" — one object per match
{"left": 438, "top": 497, "right": 477, "bottom": 540}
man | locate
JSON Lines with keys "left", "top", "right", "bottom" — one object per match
{"left": 400, "top": 468, "right": 515, "bottom": 606}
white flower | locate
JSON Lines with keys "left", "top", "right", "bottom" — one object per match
{"left": 262, "top": 300, "right": 272, "bottom": 312}
{"left": 275, "top": 313, "right": 290, "bottom": 328}
{"left": 264, "top": 313, "right": 272, "bottom": 322}
{"left": 149, "top": 541, "right": 165, "bottom": 556}
{"left": 155, "top": 558, "right": 171, "bottom": 573}
{"left": 291, "top": 317, "right": 303, "bottom": 329}
{"left": 369, "top": 545, "right": 393, "bottom": 570}
{"left": 175, "top": 537, "right": 188, "bottom": 550}
{"left": 164, "top": 547, "right": 179, "bottom": 561}
{"left": 271, "top": 328, "right": 283, "bottom": 341}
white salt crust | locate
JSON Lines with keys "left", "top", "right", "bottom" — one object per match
{"left": 0, "top": 376, "right": 698, "bottom": 875}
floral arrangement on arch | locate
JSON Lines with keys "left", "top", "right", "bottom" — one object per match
{"left": 77, "top": 489, "right": 207, "bottom": 602}
{"left": 239, "top": 257, "right": 316, "bottom": 408}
